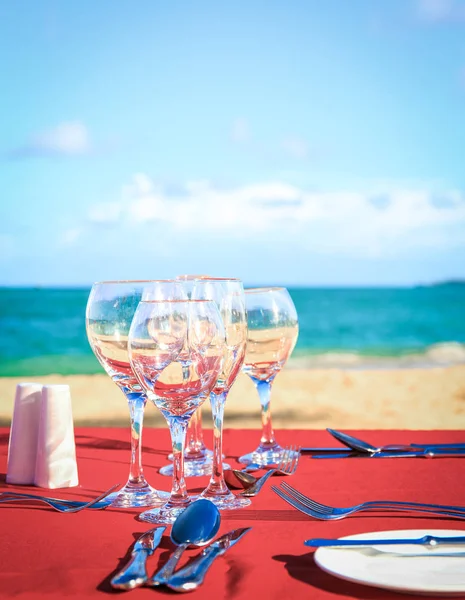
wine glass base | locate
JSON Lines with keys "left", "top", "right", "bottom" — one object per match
{"left": 238, "top": 445, "right": 284, "bottom": 467}
{"left": 107, "top": 484, "right": 170, "bottom": 508}
{"left": 138, "top": 503, "right": 189, "bottom": 524}
{"left": 200, "top": 493, "right": 251, "bottom": 510}
{"left": 159, "top": 460, "right": 231, "bottom": 478}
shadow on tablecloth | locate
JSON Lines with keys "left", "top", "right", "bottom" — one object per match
{"left": 273, "top": 552, "right": 439, "bottom": 599}
{"left": 75, "top": 434, "right": 169, "bottom": 457}
{"left": 0, "top": 433, "right": 10, "bottom": 446}
{"left": 222, "top": 509, "right": 311, "bottom": 521}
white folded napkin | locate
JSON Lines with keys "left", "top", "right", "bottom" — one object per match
{"left": 6, "top": 382, "right": 43, "bottom": 485}
{"left": 34, "top": 384, "right": 79, "bottom": 489}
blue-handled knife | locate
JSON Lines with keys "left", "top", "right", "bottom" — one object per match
{"left": 305, "top": 534, "right": 465, "bottom": 548}
{"left": 166, "top": 527, "right": 252, "bottom": 592}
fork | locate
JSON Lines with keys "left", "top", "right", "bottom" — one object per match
{"left": 238, "top": 446, "right": 300, "bottom": 497}
{"left": 0, "top": 489, "right": 113, "bottom": 506}
{"left": 0, "top": 483, "right": 119, "bottom": 513}
{"left": 272, "top": 482, "right": 465, "bottom": 520}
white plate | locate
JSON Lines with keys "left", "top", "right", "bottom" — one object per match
{"left": 314, "top": 529, "right": 465, "bottom": 596}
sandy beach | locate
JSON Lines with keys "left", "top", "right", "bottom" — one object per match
{"left": 1, "top": 364, "right": 464, "bottom": 429}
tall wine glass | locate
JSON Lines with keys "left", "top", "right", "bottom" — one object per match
{"left": 193, "top": 278, "right": 251, "bottom": 510}
{"left": 86, "top": 280, "right": 182, "bottom": 507}
{"left": 238, "top": 287, "right": 299, "bottom": 466}
{"left": 129, "top": 299, "right": 225, "bottom": 524}
{"left": 159, "top": 273, "right": 215, "bottom": 478}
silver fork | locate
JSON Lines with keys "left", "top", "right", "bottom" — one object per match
{"left": 281, "top": 481, "right": 465, "bottom": 515}
{"left": 0, "top": 483, "right": 119, "bottom": 513}
{"left": 0, "top": 489, "right": 112, "bottom": 507}
{"left": 272, "top": 482, "right": 465, "bottom": 520}
{"left": 238, "top": 446, "right": 300, "bottom": 497}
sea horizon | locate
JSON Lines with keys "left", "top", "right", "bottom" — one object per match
{"left": 1, "top": 279, "right": 463, "bottom": 290}
{"left": 1, "top": 284, "right": 464, "bottom": 376}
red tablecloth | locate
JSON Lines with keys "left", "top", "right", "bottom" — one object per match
{"left": 1, "top": 427, "right": 464, "bottom": 599}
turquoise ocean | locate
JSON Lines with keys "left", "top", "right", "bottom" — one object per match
{"left": 1, "top": 283, "right": 464, "bottom": 377}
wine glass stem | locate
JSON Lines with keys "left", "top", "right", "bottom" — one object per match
{"left": 204, "top": 391, "right": 229, "bottom": 494}
{"left": 126, "top": 392, "right": 147, "bottom": 484}
{"left": 254, "top": 378, "right": 277, "bottom": 449}
{"left": 167, "top": 416, "right": 190, "bottom": 504}
{"left": 186, "top": 407, "right": 206, "bottom": 454}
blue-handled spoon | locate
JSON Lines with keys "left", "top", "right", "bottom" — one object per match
{"left": 146, "top": 499, "right": 221, "bottom": 587}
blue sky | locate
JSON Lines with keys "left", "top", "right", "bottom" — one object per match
{"left": 1, "top": 0, "right": 465, "bottom": 286}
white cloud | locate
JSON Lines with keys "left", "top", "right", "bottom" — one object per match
{"left": 416, "top": 0, "right": 465, "bottom": 22}
{"left": 84, "top": 174, "right": 465, "bottom": 257}
{"left": 230, "top": 117, "right": 249, "bottom": 143}
{"left": 418, "top": 0, "right": 453, "bottom": 20}
{"left": 281, "top": 136, "right": 309, "bottom": 159}
{"left": 31, "top": 121, "right": 91, "bottom": 155}
{"left": 8, "top": 121, "right": 92, "bottom": 159}
{"left": 128, "top": 173, "right": 154, "bottom": 195}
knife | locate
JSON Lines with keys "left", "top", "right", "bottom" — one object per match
{"left": 311, "top": 449, "right": 465, "bottom": 459}
{"left": 411, "top": 443, "right": 465, "bottom": 449}
{"left": 111, "top": 526, "right": 166, "bottom": 590}
{"left": 305, "top": 534, "right": 465, "bottom": 548}
{"left": 165, "top": 527, "right": 252, "bottom": 592}
{"left": 302, "top": 445, "right": 465, "bottom": 453}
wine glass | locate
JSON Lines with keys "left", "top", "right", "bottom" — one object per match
{"left": 85, "top": 280, "right": 182, "bottom": 507}
{"left": 238, "top": 287, "right": 299, "bottom": 466}
{"left": 129, "top": 298, "right": 225, "bottom": 524}
{"left": 193, "top": 278, "right": 251, "bottom": 510}
{"left": 159, "top": 274, "right": 216, "bottom": 478}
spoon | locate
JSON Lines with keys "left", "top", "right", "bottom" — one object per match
{"left": 224, "top": 462, "right": 281, "bottom": 490}
{"left": 224, "top": 469, "right": 257, "bottom": 490}
{"left": 224, "top": 458, "right": 296, "bottom": 490}
{"left": 224, "top": 461, "right": 269, "bottom": 490}
{"left": 146, "top": 499, "right": 221, "bottom": 587}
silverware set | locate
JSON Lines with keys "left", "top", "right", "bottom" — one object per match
{"left": 105, "top": 444, "right": 299, "bottom": 592}
{"left": 302, "top": 429, "right": 465, "bottom": 458}
{"left": 111, "top": 524, "right": 251, "bottom": 592}
{"left": 327, "top": 428, "right": 465, "bottom": 454}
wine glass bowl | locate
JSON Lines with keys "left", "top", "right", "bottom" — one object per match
{"left": 192, "top": 278, "right": 251, "bottom": 510}
{"left": 85, "top": 280, "right": 175, "bottom": 508}
{"left": 159, "top": 273, "right": 216, "bottom": 477}
{"left": 129, "top": 298, "right": 226, "bottom": 524}
{"left": 239, "top": 287, "right": 299, "bottom": 466}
